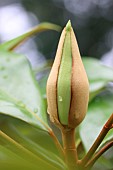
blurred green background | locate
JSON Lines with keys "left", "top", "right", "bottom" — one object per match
{"left": 0, "top": 0, "right": 113, "bottom": 67}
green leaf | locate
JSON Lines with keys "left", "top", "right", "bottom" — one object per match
{"left": 80, "top": 89, "right": 113, "bottom": 152}
{"left": 0, "top": 116, "right": 65, "bottom": 170}
{"left": 0, "top": 22, "right": 61, "bottom": 51}
{"left": 0, "top": 144, "right": 23, "bottom": 161}
{"left": 38, "top": 73, "right": 49, "bottom": 98}
{"left": 83, "top": 57, "right": 113, "bottom": 101}
{"left": 0, "top": 145, "right": 62, "bottom": 170}
{"left": 0, "top": 50, "right": 49, "bottom": 131}
{"left": 0, "top": 117, "right": 65, "bottom": 170}
{"left": 35, "top": 61, "right": 51, "bottom": 98}
{"left": 0, "top": 130, "right": 42, "bottom": 164}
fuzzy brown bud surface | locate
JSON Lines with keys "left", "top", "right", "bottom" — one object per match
{"left": 46, "top": 21, "right": 89, "bottom": 128}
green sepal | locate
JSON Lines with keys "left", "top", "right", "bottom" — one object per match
{"left": 57, "top": 21, "right": 72, "bottom": 125}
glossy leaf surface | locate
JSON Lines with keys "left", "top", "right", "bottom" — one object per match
{"left": 0, "top": 51, "right": 48, "bottom": 131}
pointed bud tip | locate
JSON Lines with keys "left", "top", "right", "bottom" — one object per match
{"left": 66, "top": 20, "right": 71, "bottom": 32}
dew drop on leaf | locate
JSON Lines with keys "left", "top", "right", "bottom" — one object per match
{"left": 58, "top": 96, "right": 63, "bottom": 102}
{"left": 0, "top": 66, "right": 5, "bottom": 70}
{"left": 17, "top": 101, "right": 26, "bottom": 108}
{"left": 34, "top": 108, "right": 38, "bottom": 113}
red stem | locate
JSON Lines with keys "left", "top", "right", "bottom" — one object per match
{"left": 81, "top": 113, "right": 113, "bottom": 166}
{"left": 86, "top": 140, "right": 113, "bottom": 169}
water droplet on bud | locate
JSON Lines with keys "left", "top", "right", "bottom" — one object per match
{"left": 59, "top": 96, "right": 63, "bottom": 102}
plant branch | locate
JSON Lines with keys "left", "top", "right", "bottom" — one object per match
{"left": 61, "top": 128, "right": 78, "bottom": 170}
{"left": 81, "top": 113, "right": 113, "bottom": 166}
{"left": 49, "top": 129, "right": 65, "bottom": 160}
{"left": 86, "top": 140, "right": 113, "bottom": 169}
{"left": 5, "top": 23, "right": 61, "bottom": 51}
{"left": 18, "top": 102, "right": 64, "bottom": 159}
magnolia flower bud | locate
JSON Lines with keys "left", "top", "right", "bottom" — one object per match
{"left": 46, "top": 21, "right": 89, "bottom": 128}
